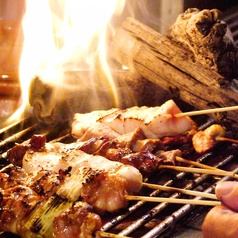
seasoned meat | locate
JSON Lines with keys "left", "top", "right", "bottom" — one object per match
{"left": 52, "top": 202, "right": 102, "bottom": 238}
{"left": 22, "top": 149, "right": 142, "bottom": 213}
{"left": 192, "top": 124, "right": 226, "bottom": 153}
{"left": 0, "top": 165, "right": 102, "bottom": 237}
{"left": 72, "top": 100, "right": 194, "bottom": 139}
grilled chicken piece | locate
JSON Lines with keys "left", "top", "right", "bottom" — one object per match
{"left": 101, "top": 149, "right": 179, "bottom": 175}
{"left": 0, "top": 164, "right": 66, "bottom": 199}
{"left": 0, "top": 185, "right": 101, "bottom": 237}
{"left": 0, "top": 165, "right": 102, "bottom": 237}
{"left": 80, "top": 170, "right": 129, "bottom": 214}
{"left": 26, "top": 170, "right": 65, "bottom": 198}
{"left": 192, "top": 124, "right": 226, "bottom": 153}
{"left": 71, "top": 108, "right": 118, "bottom": 139}
{"left": 100, "top": 127, "right": 164, "bottom": 152}
{"left": 7, "top": 134, "right": 107, "bottom": 167}
{"left": 22, "top": 149, "right": 142, "bottom": 193}
{"left": 72, "top": 100, "right": 195, "bottom": 139}
{"left": 0, "top": 165, "right": 27, "bottom": 189}
{"left": 0, "top": 185, "right": 42, "bottom": 236}
{"left": 7, "top": 134, "right": 49, "bottom": 167}
{"left": 7, "top": 129, "right": 180, "bottom": 176}
{"left": 53, "top": 201, "right": 102, "bottom": 238}
{"left": 22, "top": 149, "right": 142, "bottom": 213}
{"left": 79, "top": 122, "right": 120, "bottom": 141}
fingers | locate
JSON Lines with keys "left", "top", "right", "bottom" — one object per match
{"left": 215, "top": 181, "right": 238, "bottom": 211}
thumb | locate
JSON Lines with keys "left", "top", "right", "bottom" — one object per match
{"left": 216, "top": 181, "right": 238, "bottom": 211}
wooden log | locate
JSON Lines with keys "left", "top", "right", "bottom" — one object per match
{"left": 110, "top": 17, "right": 238, "bottom": 122}
{"left": 29, "top": 69, "right": 163, "bottom": 124}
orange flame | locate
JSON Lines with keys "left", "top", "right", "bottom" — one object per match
{"left": 8, "top": 0, "right": 126, "bottom": 123}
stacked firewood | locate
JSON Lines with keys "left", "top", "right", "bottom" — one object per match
{"left": 110, "top": 9, "right": 238, "bottom": 123}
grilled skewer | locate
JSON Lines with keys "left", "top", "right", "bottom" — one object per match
{"left": 0, "top": 179, "right": 101, "bottom": 237}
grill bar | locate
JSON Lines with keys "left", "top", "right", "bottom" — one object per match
{"left": 109, "top": 153, "right": 235, "bottom": 237}
{"left": 223, "top": 5, "right": 238, "bottom": 45}
{"left": 100, "top": 166, "right": 190, "bottom": 233}
{"left": 0, "top": 115, "right": 238, "bottom": 238}
{"left": 0, "top": 5, "right": 237, "bottom": 237}
{"left": 141, "top": 155, "right": 237, "bottom": 238}
{"left": 99, "top": 120, "right": 218, "bottom": 235}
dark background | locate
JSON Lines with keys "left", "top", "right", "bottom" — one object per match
{"left": 184, "top": 0, "right": 238, "bottom": 11}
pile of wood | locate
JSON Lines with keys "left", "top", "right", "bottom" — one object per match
{"left": 110, "top": 17, "right": 238, "bottom": 122}
{"left": 29, "top": 15, "right": 238, "bottom": 125}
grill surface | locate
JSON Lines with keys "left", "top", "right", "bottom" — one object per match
{"left": 0, "top": 5, "right": 238, "bottom": 238}
{"left": 223, "top": 5, "right": 238, "bottom": 45}
{"left": 0, "top": 113, "right": 238, "bottom": 238}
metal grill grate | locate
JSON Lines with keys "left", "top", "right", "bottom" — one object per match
{"left": 0, "top": 114, "right": 238, "bottom": 238}
{"left": 0, "top": 7, "right": 238, "bottom": 238}
{"left": 223, "top": 5, "right": 238, "bottom": 45}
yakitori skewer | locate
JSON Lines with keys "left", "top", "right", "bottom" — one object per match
{"left": 142, "top": 183, "right": 217, "bottom": 200}
{"left": 172, "top": 105, "right": 238, "bottom": 146}
{"left": 173, "top": 105, "right": 238, "bottom": 118}
{"left": 159, "top": 165, "right": 238, "bottom": 179}
{"left": 175, "top": 156, "right": 223, "bottom": 171}
{"left": 125, "top": 195, "right": 221, "bottom": 206}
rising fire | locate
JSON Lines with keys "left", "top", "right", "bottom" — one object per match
{"left": 8, "top": 0, "right": 126, "bottom": 123}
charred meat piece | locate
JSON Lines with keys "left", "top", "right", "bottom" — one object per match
{"left": 0, "top": 184, "right": 101, "bottom": 237}
{"left": 21, "top": 149, "right": 142, "bottom": 213}
{"left": 0, "top": 164, "right": 102, "bottom": 237}
{"left": 80, "top": 171, "right": 129, "bottom": 214}
{"left": 0, "top": 165, "right": 27, "bottom": 189}
{"left": 100, "top": 149, "right": 179, "bottom": 176}
{"left": 53, "top": 201, "right": 102, "bottom": 238}
{"left": 192, "top": 124, "right": 226, "bottom": 153}
{"left": 0, "top": 185, "right": 42, "bottom": 236}
{"left": 0, "top": 165, "right": 64, "bottom": 198}
{"left": 7, "top": 134, "right": 48, "bottom": 167}
{"left": 72, "top": 100, "right": 195, "bottom": 139}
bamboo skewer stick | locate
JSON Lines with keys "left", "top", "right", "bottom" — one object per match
{"left": 175, "top": 156, "right": 223, "bottom": 171}
{"left": 171, "top": 105, "right": 238, "bottom": 145}
{"left": 173, "top": 105, "right": 238, "bottom": 118}
{"left": 159, "top": 165, "right": 238, "bottom": 179}
{"left": 0, "top": 164, "right": 14, "bottom": 172}
{"left": 142, "top": 183, "right": 217, "bottom": 200}
{"left": 125, "top": 195, "right": 221, "bottom": 206}
{"left": 97, "top": 231, "right": 132, "bottom": 238}
{"left": 216, "top": 137, "right": 238, "bottom": 144}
